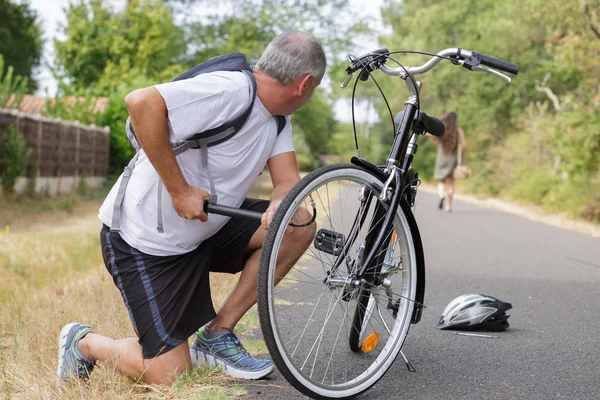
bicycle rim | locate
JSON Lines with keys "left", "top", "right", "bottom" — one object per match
{"left": 258, "top": 165, "right": 417, "bottom": 399}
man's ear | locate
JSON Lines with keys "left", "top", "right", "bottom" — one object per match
{"left": 296, "top": 74, "right": 314, "bottom": 96}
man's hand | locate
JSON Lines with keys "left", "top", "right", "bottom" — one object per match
{"left": 261, "top": 199, "right": 281, "bottom": 230}
{"left": 170, "top": 185, "right": 211, "bottom": 222}
{"left": 263, "top": 152, "right": 301, "bottom": 232}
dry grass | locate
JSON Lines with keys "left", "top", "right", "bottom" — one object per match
{"left": 0, "top": 175, "right": 275, "bottom": 399}
{"left": 0, "top": 233, "right": 255, "bottom": 399}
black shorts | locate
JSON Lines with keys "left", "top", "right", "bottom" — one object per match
{"left": 100, "top": 198, "right": 269, "bottom": 359}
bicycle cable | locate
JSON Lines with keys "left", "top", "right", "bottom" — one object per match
{"left": 347, "top": 50, "right": 459, "bottom": 157}
{"left": 348, "top": 53, "right": 396, "bottom": 157}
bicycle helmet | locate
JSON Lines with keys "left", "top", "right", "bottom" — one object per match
{"left": 436, "top": 294, "right": 512, "bottom": 332}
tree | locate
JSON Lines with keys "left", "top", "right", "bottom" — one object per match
{"left": 184, "top": 0, "right": 373, "bottom": 69}
{"left": 292, "top": 88, "right": 336, "bottom": 156}
{"left": 53, "top": 0, "right": 186, "bottom": 94}
{"left": 0, "top": 0, "right": 42, "bottom": 92}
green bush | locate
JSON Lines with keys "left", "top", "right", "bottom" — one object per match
{"left": 505, "top": 170, "right": 560, "bottom": 204}
{"left": 326, "top": 123, "right": 386, "bottom": 165}
{"left": 544, "top": 177, "right": 600, "bottom": 222}
{"left": 97, "top": 76, "right": 154, "bottom": 175}
{"left": 0, "top": 124, "right": 31, "bottom": 193}
{"left": 56, "top": 196, "right": 75, "bottom": 212}
{"left": 411, "top": 137, "right": 437, "bottom": 180}
{"left": 0, "top": 54, "right": 28, "bottom": 108}
{"left": 292, "top": 126, "right": 321, "bottom": 171}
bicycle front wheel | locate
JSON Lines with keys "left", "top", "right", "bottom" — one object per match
{"left": 258, "top": 164, "right": 418, "bottom": 399}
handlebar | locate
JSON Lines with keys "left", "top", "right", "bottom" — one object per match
{"left": 469, "top": 51, "right": 519, "bottom": 75}
{"left": 341, "top": 47, "right": 519, "bottom": 88}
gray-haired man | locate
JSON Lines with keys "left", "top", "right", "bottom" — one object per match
{"left": 57, "top": 31, "right": 325, "bottom": 385}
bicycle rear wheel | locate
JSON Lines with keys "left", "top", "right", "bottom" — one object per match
{"left": 258, "top": 164, "right": 418, "bottom": 399}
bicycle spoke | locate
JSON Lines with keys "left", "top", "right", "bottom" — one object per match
{"left": 273, "top": 279, "right": 326, "bottom": 296}
{"left": 288, "top": 287, "right": 329, "bottom": 356}
{"left": 274, "top": 287, "right": 330, "bottom": 313}
{"left": 300, "top": 286, "right": 342, "bottom": 371}
{"left": 353, "top": 291, "right": 398, "bottom": 334}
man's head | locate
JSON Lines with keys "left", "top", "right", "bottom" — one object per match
{"left": 254, "top": 31, "right": 326, "bottom": 115}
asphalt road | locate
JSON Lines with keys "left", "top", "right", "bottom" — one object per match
{"left": 245, "top": 191, "right": 600, "bottom": 400}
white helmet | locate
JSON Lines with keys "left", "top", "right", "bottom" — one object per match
{"left": 436, "top": 294, "right": 512, "bottom": 331}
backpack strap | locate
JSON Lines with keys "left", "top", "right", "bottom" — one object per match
{"left": 187, "top": 69, "right": 257, "bottom": 146}
{"left": 275, "top": 115, "right": 286, "bottom": 136}
{"left": 110, "top": 152, "right": 140, "bottom": 232}
{"left": 173, "top": 53, "right": 250, "bottom": 81}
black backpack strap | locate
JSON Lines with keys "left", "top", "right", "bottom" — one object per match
{"left": 187, "top": 69, "right": 257, "bottom": 146}
{"left": 173, "top": 53, "right": 250, "bottom": 81}
{"left": 275, "top": 115, "right": 286, "bottom": 136}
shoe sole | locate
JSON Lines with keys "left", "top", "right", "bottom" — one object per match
{"left": 57, "top": 322, "right": 79, "bottom": 383}
{"left": 190, "top": 346, "right": 275, "bottom": 380}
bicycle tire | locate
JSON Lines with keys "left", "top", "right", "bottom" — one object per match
{"left": 348, "top": 288, "right": 372, "bottom": 351}
{"left": 258, "top": 164, "right": 418, "bottom": 399}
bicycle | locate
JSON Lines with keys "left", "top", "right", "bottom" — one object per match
{"left": 205, "top": 47, "right": 519, "bottom": 399}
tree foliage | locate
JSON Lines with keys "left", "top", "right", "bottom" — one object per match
{"left": 0, "top": 0, "right": 42, "bottom": 92}
{"left": 184, "top": 0, "right": 371, "bottom": 63}
{"left": 53, "top": 0, "right": 186, "bottom": 94}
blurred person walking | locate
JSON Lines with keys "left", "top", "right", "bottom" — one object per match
{"left": 432, "top": 111, "right": 467, "bottom": 212}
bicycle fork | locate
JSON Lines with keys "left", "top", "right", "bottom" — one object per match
{"left": 357, "top": 167, "right": 403, "bottom": 280}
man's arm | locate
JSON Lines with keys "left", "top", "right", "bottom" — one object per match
{"left": 262, "top": 152, "right": 301, "bottom": 230}
{"left": 124, "top": 87, "right": 209, "bottom": 221}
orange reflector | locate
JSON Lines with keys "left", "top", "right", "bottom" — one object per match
{"left": 391, "top": 230, "right": 397, "bottom": 243}
{"left": 361, "top": 332, "right": 380, "bottom": 352}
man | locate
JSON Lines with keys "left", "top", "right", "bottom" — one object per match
{"left": 56, "top": 31, "right": 325, "bottom": 385}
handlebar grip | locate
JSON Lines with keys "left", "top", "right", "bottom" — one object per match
{"left": 372, "top": 48, "right": 390, "bottom": 55}
{"left": 471, "top": 51, "right": 519, "bottom": 75}
{"left": 204, "top": 201, "right": 263, "bottom": 222}
{"left": 421, "top": 112, "right": 445, "bottom": 137}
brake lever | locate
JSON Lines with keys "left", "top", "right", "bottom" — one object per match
{"left": 341, "top": 73, "right": 353, "bottom": 88}
{"left": 471, "top": 65, "right": 512, "bottom": 83}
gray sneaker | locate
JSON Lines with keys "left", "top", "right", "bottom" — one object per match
{"left": 56, "top": 322, "right": 94, "bottom": 382}
{"left": 191, "top": 328, "right": 274, "bottom": 379}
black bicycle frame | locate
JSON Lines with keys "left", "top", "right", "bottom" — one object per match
{"left": 356, "top": 102, "right": 418, "bottom": 280}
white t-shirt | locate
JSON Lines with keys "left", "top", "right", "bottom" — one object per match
{"left": 98, "top": 70, "right": 294, "bottom": 256}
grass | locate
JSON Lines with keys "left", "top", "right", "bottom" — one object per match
{"left": 0, "top": 174, "right": 276, "bottom": 399}
{"left": 0, "top": 230, "right": 259, "bottom": 399}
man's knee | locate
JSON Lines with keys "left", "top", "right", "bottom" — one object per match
{"left": 287, "top": 206, "right": 317, "bottom": 244}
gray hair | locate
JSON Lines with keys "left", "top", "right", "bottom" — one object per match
{"left": 255, "top": 31, "right": 326, "bottom": 85}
